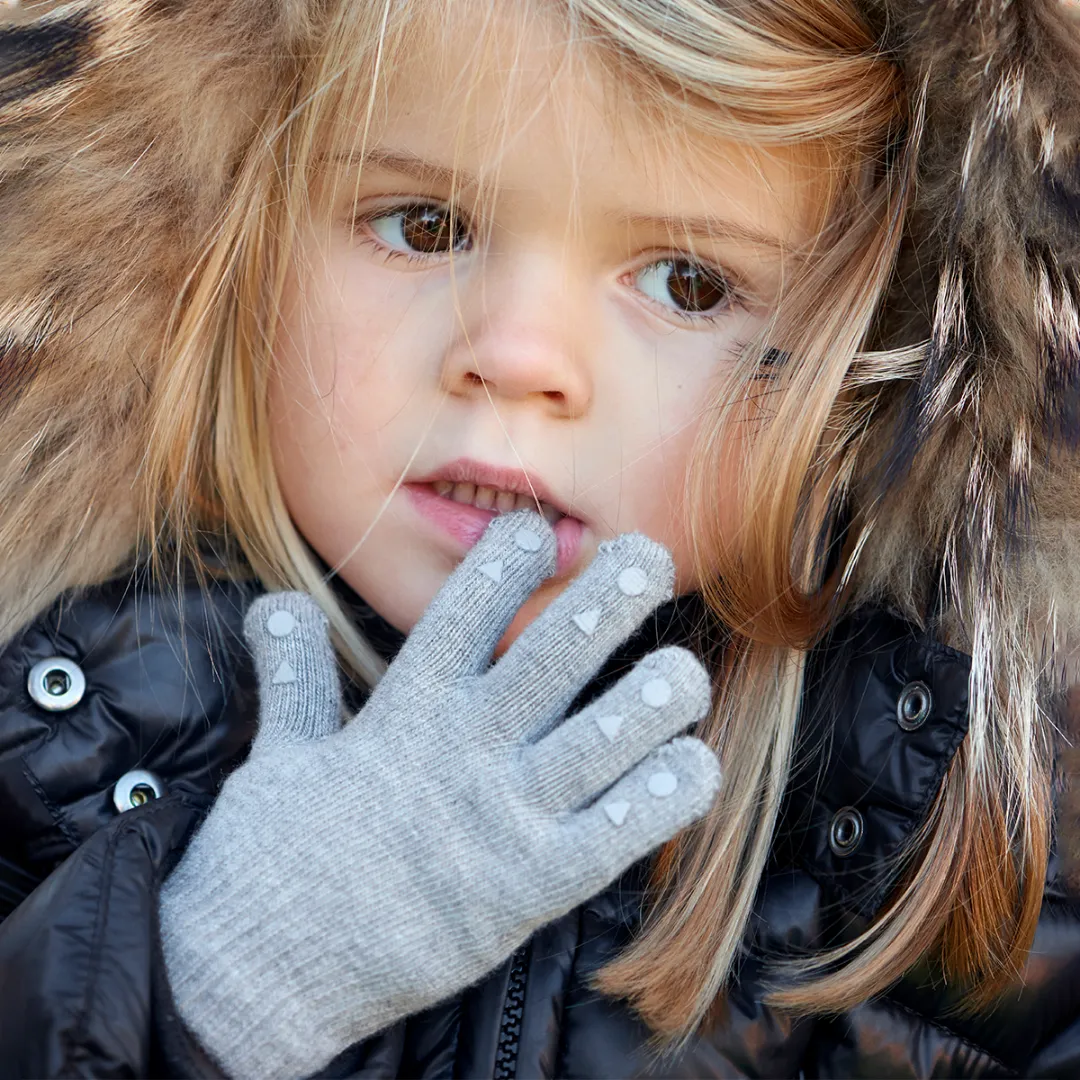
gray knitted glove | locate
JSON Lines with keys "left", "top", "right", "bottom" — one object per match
{"left": 159, "top": 511, "right": 721, "bottom": 1080}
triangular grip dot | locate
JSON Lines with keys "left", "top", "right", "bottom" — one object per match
{"left": 478, "top": 560, "right": 504, "bottom": 584}
{"left": 572, "top": 608, "right": 601, "bottom": 636}
{"left": 272, "top": 659, "right": 297, "bottom": 685}
{"left": 595, "top": 714, "right": 623, "bottom": 742}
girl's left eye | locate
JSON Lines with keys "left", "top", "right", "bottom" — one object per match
{"left": 632, "top": 259, "right": 734, "bottom": 319}
{"left": 365, "top": 204, "right": 472, "bottom": 257}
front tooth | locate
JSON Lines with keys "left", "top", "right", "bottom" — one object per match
{"left": 450, "top": 482, "right": 476, "bottom": 504}
{"left": 513, "top": 493, "right": 536, "bottom": 512}
{"left": 541, "top": 501, "right": 563, "bottom": 524}
{"left": 432, "top": 480, "right": 454, "bottom": 498}
{"left": 473, "top": 485, "right": 496, "bottom": 510}
{"left": 494, "top": 490, "right": 517, "bottom": 512}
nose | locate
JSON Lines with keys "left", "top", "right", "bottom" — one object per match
{"left": 439, "top": 253, "right": 594, "bottom": 419}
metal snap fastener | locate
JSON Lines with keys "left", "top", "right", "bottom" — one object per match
{"left": 896, "top": 680, "right": 932, "bottom": 731}
{"left": 829, "top": 806, "right": 864, "bottom": 857}
{"left": 27, "top": 657, "right": 86, "bottom": 712}
{"left": 113, "top": 770, "right": 165, "bottom": 813}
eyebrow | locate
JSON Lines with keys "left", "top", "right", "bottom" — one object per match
{"left": 357, "top": 148, "right": 464, "bottom": 189}
{"left": 354, "top": 148, "right": 788, "bottom": 252}
{"left": 609, "top": 210, "right": 786, "bottom": 252}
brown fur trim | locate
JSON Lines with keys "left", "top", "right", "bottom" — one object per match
{"left": 0, "top": 0, "right": 318, "bottom": 641}
{"left": 849, "top": 1, "right": 1080, "bottom": 647}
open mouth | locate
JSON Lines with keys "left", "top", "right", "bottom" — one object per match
{"left": 405, "top": 473, "right": 584, "bottom": 574}
{"left": 429, "top": 480, "right": 564, "bottom": 524}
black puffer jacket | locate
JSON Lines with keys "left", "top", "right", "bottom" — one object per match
{"left": 0, "top": 572, "right": 1078, "bottom": 1079}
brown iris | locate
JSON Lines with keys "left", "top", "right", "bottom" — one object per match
{"left": 399, "top": 205, "right": 470, "bottom": 254}
{"left": 663, "top": 260, "right": 731, "bottom": 313}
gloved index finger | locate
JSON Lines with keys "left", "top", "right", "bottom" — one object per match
{"left": 391, "top": 509, "right": 557, "bottom": 682}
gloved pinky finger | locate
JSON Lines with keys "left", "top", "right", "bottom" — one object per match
{"left": 243, "top": 592, "right": 345, "bottom": 750}
{"left": 555, "top": 737, "right": 722, "bottom": 898}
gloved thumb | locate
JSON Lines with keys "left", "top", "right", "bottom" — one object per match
{"left": 243, "top": 592, "right": 344, "bottom": 750}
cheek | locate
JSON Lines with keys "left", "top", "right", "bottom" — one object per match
{"left": 595, "top": 358, "right": 725, "bottom": 595}
{"left": 279, "top": 265, "right": 440, "bottom": 424}
{"left": 606, "top": 311, "right": 764, "bottom": 593}
{"left": 267, "top": 260, "right": 445, "bottom": 584}
{"left": 271, "top": 249, "right": 459, "bottom": 477}
{"left": 623, "top": 417, "right": 704, "bottom": 596}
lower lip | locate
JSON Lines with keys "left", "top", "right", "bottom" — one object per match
{"left": 405, "top": 483, "right": 584, "bottom": 574}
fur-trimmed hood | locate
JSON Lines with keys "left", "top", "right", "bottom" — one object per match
{"left": 2, "top": 0, "right": 1080, "bottom": 693}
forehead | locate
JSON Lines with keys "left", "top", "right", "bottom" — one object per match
{"left": 355, "top": 2, "right": 825, "bottom": 248}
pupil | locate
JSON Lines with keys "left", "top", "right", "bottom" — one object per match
{"left": 668, "top": 261, "right": 729, "bottom": 313}
{"left": 402, "top": 207, "right": 466, "bottom": 254}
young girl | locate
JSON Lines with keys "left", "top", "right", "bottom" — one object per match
{"left": 2, "top": 0, "right": 1080, "bottom": 1076}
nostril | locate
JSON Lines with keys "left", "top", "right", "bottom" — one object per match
{"left": 463, "top": 372, "right": 485, "bottom": 387}
{"left": 543, "top": 390, "right": 565, "bottom": 402}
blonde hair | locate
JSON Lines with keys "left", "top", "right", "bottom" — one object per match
{"left": 143, "top": 0, "right": 1049, "bottom": 1054}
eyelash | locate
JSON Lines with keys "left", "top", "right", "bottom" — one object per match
{"left": 350, "top": 201, "right": 744, "bottom": 326}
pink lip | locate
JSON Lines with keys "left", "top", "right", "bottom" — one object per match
{"left": 404, "top": 459, "right": 584, "bottom": 575}
{"left": 410, "top": 458, "right": 567, "bottom": 512}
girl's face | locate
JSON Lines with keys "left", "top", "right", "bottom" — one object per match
{"left": 270, "top": 11, "right": 823, "bottom": 649}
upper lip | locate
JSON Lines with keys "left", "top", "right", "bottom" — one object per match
{"left": 409, "top": 457, "right": 575, "bottom": 519}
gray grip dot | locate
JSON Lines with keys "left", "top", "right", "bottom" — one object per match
{"left": 595, "top": 714, "right": 623, "bottom": 742}
{"left": 617, "top": 567, "right": 648, "bottom": 596}
{"left": 514, "top": 528, "right": 543, "bottom": 551}
{"left": 603, "top": 800, "right": 631, "bottom": 826}
{"left": 640, "top": 677, "right": 672, "bottom": 708}
{"left": 478, "top": 560, "right": 504, "bottom": 583}
{"left": 647, "top": 771, "right": 678, "bottom": 798}
{"left": 266, "top": 610, "right": 296, "bottom": 637}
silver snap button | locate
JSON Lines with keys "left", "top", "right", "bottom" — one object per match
{"left": 896, "top": 680, "right": 932, "bottom": 731}
{"left": 27, "top": 657, "right": 86, "bottom": 711}
{"left": 113, "top": 770, "right": 165, "bottom": 813}
{"left": 828, "top": 806, "right": 864, "bottom": 857}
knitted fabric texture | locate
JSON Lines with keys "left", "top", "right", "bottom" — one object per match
{"left": 158, "top": 512, "right": 721, "bottom": 1079}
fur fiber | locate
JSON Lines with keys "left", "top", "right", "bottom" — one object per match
{"left": 2, "top": 2, "right": 1080, "bottom": 721}
{"left": 854, "top": 0, "right": 1080, "bottom": 657}
{"left": 0, "top": 0, "right": 317, "bottom": 638}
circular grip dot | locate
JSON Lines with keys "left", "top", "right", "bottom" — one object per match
{"left": 617, "top": 567, "right": 648, "bottom": 596}
{"left": 266, "top": 610, "right": 297, "bottom": 637}
{"left": 647, "top": 771, "right": 678, "bottom": 798}
{"left": 514, "top": 528, "right": 543, "bottom": 552}
{"left": 640, "top": 677, "right": 672, "bottom": 708}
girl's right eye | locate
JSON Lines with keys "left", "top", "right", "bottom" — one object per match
{"left": 363, "top": 204, "right": 473, "bottom": 258}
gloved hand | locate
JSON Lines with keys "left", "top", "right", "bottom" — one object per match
{"left": 159, "top": 511, "right": 721, "bottom": 1080}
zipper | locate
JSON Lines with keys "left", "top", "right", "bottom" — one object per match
{"left": 493, "top": 942, "right": 530, "bottom": 1079}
